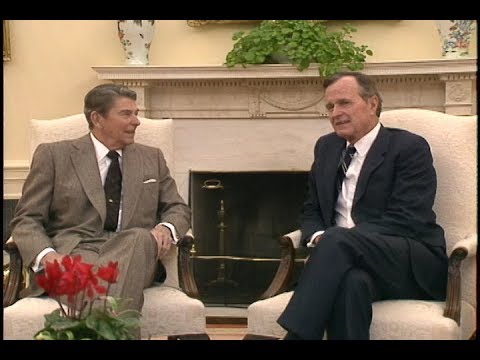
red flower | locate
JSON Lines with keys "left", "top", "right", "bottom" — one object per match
{"left": 97, "top": 261, "right": 119, "bottom": 284}
{"left": 36, "top": 255, "right": 114, "bottom": 313}
{"left": 36, "top": 260, "right": 63, "bottom": 296}
{"left": 34, "top": 255, "right": 141, "bottom": 340}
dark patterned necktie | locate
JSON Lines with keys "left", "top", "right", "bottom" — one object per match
{"left": 104, "top": 150, "right": 122, "bottom": 231}
{"left": 335, "top": 145, "right": 356, "bottom": 198}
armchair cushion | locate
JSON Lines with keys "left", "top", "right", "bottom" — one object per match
{"left": 3, "top": 283, "right": 207, "bottom": 340}
{"left": 142, "top": 285, "right": 206, "bottom": 338}
{"left": 248, "top": 293, "right": 476, "bottom": 340}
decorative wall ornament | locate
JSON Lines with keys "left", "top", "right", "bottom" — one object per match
{"left": 92, "top": 60, "right": 477, "bottom": 120}
{"left": 435, "top": 20, "right": 476, "bottom": 58}
{"left": 259, "top": 84, "right": 324, "bottom": 111}
{"left": 3, "top": 20, "right": 11, "bottom": 62}
{"left": 447, "top": 83, "right": 469, "bottom": 102}
{"left": 117, "top": 20, "right": 155, "bottom": 65}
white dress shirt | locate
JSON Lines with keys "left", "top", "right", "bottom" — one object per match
{"left": 307, "top": 122, "right": 381, "bottom": 247}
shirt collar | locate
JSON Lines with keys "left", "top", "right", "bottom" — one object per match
{"left": 89, "top": 133, "right": 122, "bottom": 163}
{"left": 346, "top": 121, "right": 381, "bottom": 157}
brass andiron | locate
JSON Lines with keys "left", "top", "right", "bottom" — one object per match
{"left": 202, "top": 180, "right": 237, "bottom": 288}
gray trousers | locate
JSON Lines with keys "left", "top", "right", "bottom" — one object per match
{"left": 71, "top": 227, "right": 158, "bottom": 312}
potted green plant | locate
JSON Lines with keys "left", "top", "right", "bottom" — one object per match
{"left": 34, "top": 255, "right": 141, "bottom": 340}
{"left": 225, "top": 20, "right": 373, "bottom": 77}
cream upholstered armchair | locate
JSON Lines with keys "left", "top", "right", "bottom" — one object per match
{"left": 3, "top": 114, "right": 208, "bottom": 340}
{"left": 245, "top": 109, "right": 477, "bottom": 340}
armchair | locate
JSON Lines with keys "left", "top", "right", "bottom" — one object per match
{"left": 3, "top": 114, "right": 208, "bottom": 340}
{"left": 245, "top": 109, "right": 477, "bottom": 340}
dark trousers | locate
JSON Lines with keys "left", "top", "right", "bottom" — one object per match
{"left": 277, "top": 227, "right": 435, "bottom": 340}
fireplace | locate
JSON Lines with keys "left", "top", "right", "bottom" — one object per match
{"left": 189, "top": 171, "right": 309, "bottom": 306}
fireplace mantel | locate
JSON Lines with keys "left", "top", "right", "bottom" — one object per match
{"left": 93, "top": 59, "right": 476, "bottom": 118}
{"left": 93, "top": 59, "right": 476, "bottom": 80}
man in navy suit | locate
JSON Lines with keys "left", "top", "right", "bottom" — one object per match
{"left": 278, "top": 72, "right": 448, "bottom": 340}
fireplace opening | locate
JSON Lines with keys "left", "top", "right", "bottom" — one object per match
{"left": 189, "top": 171, "right": 309, "bottom": 307}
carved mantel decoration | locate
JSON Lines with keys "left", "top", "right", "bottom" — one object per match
{"left": 92, "top": 59, "right": 477, "bottom": 119}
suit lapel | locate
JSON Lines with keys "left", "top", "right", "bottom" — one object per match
{"left": 319, "top": 137, "right": 345, "bottom": 225}
{"left": 353, "top": 125, "right": 390, "bottom": 206}
{"left": 71, "top": 135, "right": 106, "bottom": 222}
{"left": 121, "top": 144, "right": 143, "bottom": 229}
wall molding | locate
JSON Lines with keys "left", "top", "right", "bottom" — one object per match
{"left": 4, "top": 161, "right": 30, "bottom": 199}
{"left": 92, "top": 59, "right": 477, "bottom": 118}
{"left": 92, "top": 59, "right": 477, "bottom": 80}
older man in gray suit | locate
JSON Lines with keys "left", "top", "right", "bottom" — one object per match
{"left": 10, "top": 83, "right": 191, "bottom": 315}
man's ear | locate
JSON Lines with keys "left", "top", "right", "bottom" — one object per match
{"left": 91, "top": 111, "right": 102, "bottom": 128}
{"left": 369, "top": 95, "right": 379, "bottom": 115}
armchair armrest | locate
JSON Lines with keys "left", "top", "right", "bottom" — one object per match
{"left": 3, "top": 229, "right": 202, "bottom": 307}
{"left": 443, "top": 234, "right": 477, "bottom": 324}
{"left": 258, "top": 230, "right": 301, "bottom": 300}
{"left": 284, "top": 229, "right": 302, "bottom": 249}
{"left": 178, "top": 229, "right": 200, "bottom": 299}
{"left": 260, "top": 229, "right": 476, "bottom": 327}
{"left": 452, "top": 235, "right": 477, "bottom": 257}
{"left": 3, "top": 240, "right": 23, "bottom": 307}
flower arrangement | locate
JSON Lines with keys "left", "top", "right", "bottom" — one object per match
{"left": 34, "top": 255, "right": 141, "bottom": 340}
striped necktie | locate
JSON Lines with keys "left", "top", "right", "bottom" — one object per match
{"left": 335, "top": 145, "right": 356, "bottom": 198}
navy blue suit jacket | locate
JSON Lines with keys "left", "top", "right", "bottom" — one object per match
{"left": 300, "top": 124, "right": 447, "bottom": 300}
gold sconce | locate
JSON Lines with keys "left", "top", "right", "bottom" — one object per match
{"left": 3, "top": 20, "right": 11, "bottom": 62}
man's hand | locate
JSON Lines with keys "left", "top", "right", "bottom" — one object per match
{"left": 150, "top": 225, "right": 173, "bottom": 259}
{"left": 41, "top": 252, "right": 64, "bottom": 268}
{"left": 305, "top": 234, "right": 323, "bottom": 263}
{"left": 312, "top": 234, "right": 322, "bottom": 246}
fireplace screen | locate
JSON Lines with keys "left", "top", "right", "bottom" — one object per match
{"left": 189, "top": 171, "right": 309, "bottom": 306}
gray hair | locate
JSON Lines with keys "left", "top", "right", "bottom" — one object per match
{"left": 323, "top": 72, "right": 383, "bottom": 117}
{"left": 84, "top": 84, "right": 137, "bottom": 129}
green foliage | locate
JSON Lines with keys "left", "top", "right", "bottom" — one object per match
{"left": 34, "top": 255, "right": 140, "bottom": 340}
{"left": 34, "top": 296, "right": 141, "bottom": 340}
{"left": 225, "top": 20, "right": 373, "bottom": 77}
